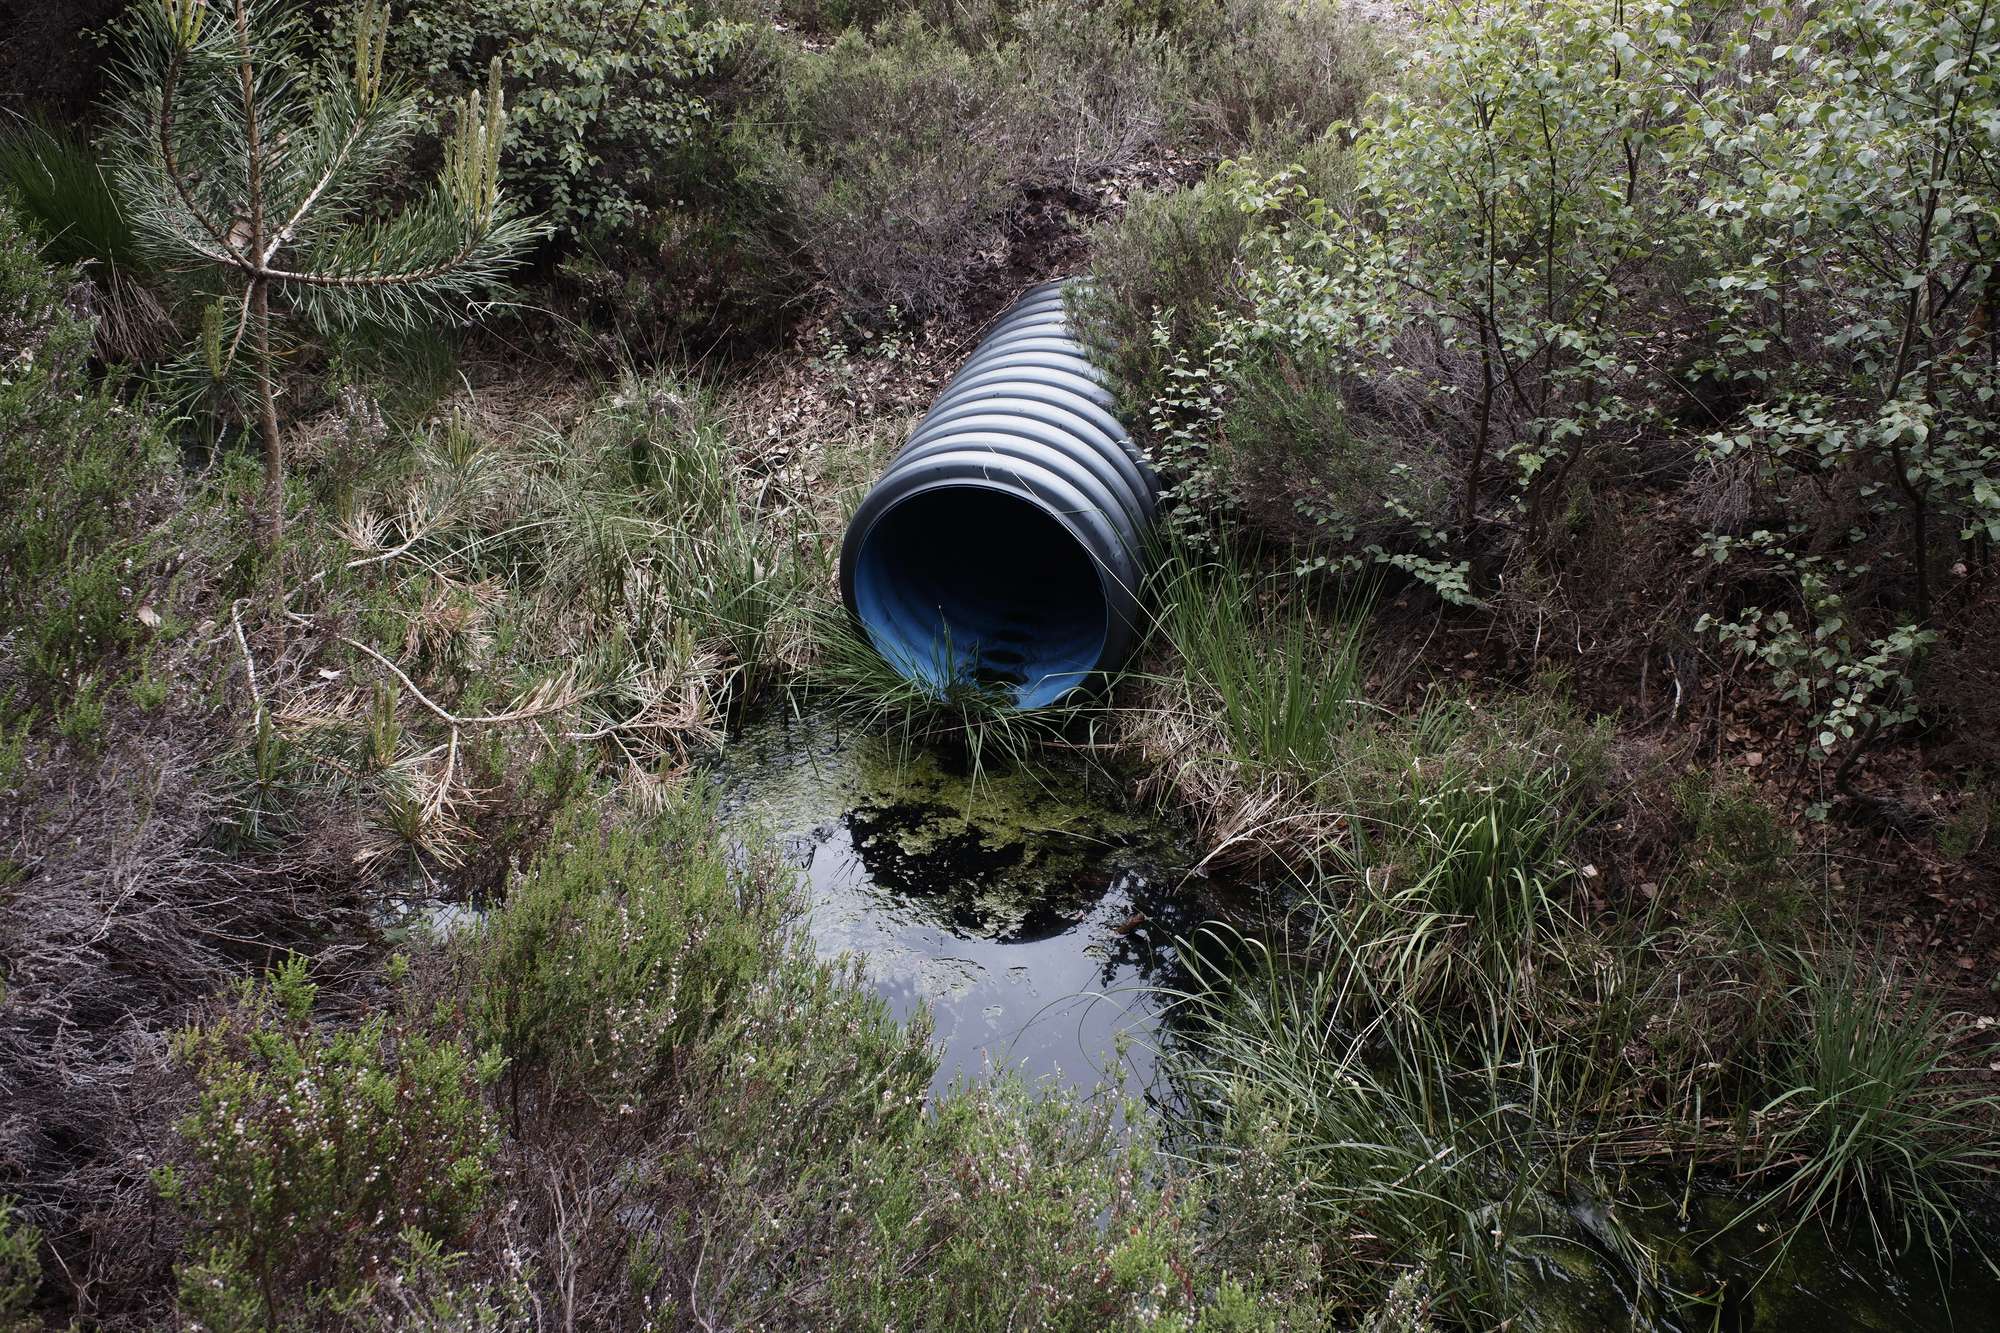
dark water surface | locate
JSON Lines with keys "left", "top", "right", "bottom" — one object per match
{"left": 707, "top": 709, "right": 1207, "bottom": 1097}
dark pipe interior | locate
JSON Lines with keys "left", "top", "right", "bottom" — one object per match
{"left": 852, "top": 488, "right": 1107, "bottom": 708}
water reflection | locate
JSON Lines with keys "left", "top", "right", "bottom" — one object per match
{"left": 709, "top": 710, "right": 1201, "bottom": 1096}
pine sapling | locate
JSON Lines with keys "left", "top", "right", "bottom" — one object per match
{"left": 107, "top": 0, "right": 545, "bottom": 555}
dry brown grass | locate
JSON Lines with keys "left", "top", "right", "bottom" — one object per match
{"left": 0, "top": 622, "right": 382, "bottom": 1317}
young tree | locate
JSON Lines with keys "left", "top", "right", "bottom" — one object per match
{"left": 106, "top": 0, "right": 544, "bottom": 553}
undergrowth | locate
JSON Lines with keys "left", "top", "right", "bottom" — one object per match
{"left": 4, "top": 0, "right": 1998, "bottom": 1325}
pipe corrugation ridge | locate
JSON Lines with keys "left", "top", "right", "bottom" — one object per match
{"left": 839, "top": 280, "right": 1158, "bottom": 708}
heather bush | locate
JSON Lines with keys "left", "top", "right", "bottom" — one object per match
{"left": 0, "top": 204, "right": 181, "bottom": 700}
{"left": 596, "top": 956, "right": 1319, "bottom": 1329}
{"left": 419, "top": 782, "right": 1325, "bottom": 1328}
{"left": 762, "top": 18, "right": 1021, "bottom": 315}
{"left": 156, "top": 956, "right": 501, "bottom": 1329}
{"left": 465, "top": 788, "right": 775, "bottom": 1110}
{"left": 0, "top": 1201, "right": 38, "bottom": 1331}
{"left": 1152, "top": 0, "right": 1380, "bottom": 149}
{"left": 765, "top": 3, "right": 1174, "bottom": 315}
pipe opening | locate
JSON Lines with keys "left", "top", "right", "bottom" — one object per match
{"left": 851, "top": 487, "right": 1108, "bottom": 709}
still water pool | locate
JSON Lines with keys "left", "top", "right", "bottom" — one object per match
{"left": 707, "top": 709, "right": 1207, "bottom": 1096}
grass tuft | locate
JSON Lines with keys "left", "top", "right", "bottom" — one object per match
{"left": 1751, "top": 953, "right": 2000, "bottom": 1258}
{"left": 1155, "top": 538, "right": 1372, "bottom": 782}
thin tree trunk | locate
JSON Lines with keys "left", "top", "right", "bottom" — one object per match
{"left": 251, "top": 276, "right": 283, "bottom": 554}
{"left": 1468, "top": 323, "right": 1495, "bottom": 532}
{"left": 236, "top": 0, "right": 282, "bottom": 562}
{"left": 1912, "top": 491, "right": 1930, "bottom": 624}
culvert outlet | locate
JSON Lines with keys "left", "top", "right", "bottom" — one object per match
{"left": 839, "top": 280, "right": 1159, "bottom": 709}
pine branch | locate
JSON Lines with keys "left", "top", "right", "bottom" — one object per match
{"left": 156, "top": 40, "right": 250, "bottom": 268}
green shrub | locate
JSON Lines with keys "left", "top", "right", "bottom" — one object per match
{"left": 1078, "top": 146, "right": 1455, "bottom": 565}
{"left": 388, "top": 0, "right": 746, "bottom": 241}
{"left": 1690, "top": 0, "right": 2000, "bottom": 629}
{"left": 1088, "top": 0, "right": 2000, "bottom": 757}
{"left": 156, "top": 956, "right": 501, "bottom": 1329}
{"left": 0, "top": 1199, "right": 39, "bottom": 1331}
{"left": 465, "top": 788, "right": 776, "bottom": 1107}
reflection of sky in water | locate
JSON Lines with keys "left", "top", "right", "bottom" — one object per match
{"left": 797, "top": 821, "right": 1161, "bottom": 1093}
{"left": 711, "top": 713, "right": 1198, "bottom": 1096}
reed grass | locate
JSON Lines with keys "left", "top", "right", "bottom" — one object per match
{"left": 1749, "top": 952, "right": 2000, "bottom": 1258}
{"left": 1154, "top": 538, "right": 1371, "bottom": 783}
{"left": 1160, "top": 703, "right": 1998, "bottom": 1323}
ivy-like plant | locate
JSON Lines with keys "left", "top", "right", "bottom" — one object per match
{"left": 106, "top": 0, "right": 544, "bottom": 554}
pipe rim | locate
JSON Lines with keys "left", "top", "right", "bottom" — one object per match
{"left": 842, "top": 476, "right": 1133, "bottom": 708}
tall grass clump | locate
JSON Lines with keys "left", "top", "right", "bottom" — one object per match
{"left": 293, "top": 374, "right": 817, "bottom": 799}
{"left": 0, "top": 120, "right": 172, "bottom": 363}
{"left": 1751, "top": 954, "right": 2000, "bottom": 1258}
{"left": 1167, "top": 695, "right": 1998, "bottom": 1323}
{"left": 1160, "top": 700, "right": 1600, "bottom": 1317}
{"left": 596, "top": 382, "right": 819, "bottom": 707}
{"left": 1156, "top": 539, "right": 1370, "bottom": 783}
{"left": 1170, "top": 924, "right": 1598, "bottom": 1327}
{"left": 0, "top": 119, "right": 142, "bottom": 271}
{"left": 1334, "top": 732, "right": 1582, "bottom": 1011}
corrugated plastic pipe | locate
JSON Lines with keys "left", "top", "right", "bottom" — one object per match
{"left": 839, "top": 279, "right": 1159, "bottom": 709}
